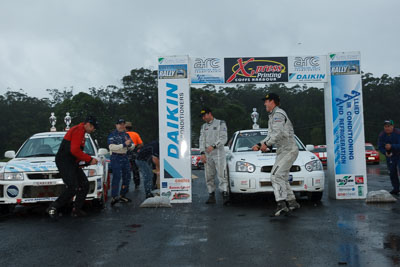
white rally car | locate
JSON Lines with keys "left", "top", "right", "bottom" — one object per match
{"left": 226, "top": 129, "right": 324, "bottom": 201}
{"left": 0, "top": 131, "right": 110, "bottom": 214}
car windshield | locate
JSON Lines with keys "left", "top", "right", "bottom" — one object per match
{"left": 191, "top": 150, "right": 201, "bottom": 155}
{"left": 365, "top": 145, "right": 375, "bottom": 150}
{"left": 16, "top": 136, "right": 96, "bottom": 158}
{"left": 314, "top": 147, "right": 326, "bottom": 152}
{"left": 233, "top": 131, "right": 305, "bottom": 152}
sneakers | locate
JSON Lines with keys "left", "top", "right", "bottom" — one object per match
{"left": 270, "top": 200, "right": 290, "bottom": 217}
{"left": 110, "top": 197, "right": 119, "bottom": 206}
{"left": 205, "top": 192, "right": 216, "bottom": 204}
{"left": 287, "top": 199, "right": 301, "bottom": 211}
{"left": 119, "top": 196, "right": 132, "bottom": 203}
{"left": 46, "top": 206, "right": 58, "bottom": 220}
{"left": 222, "top": 191, "right": 230, "bottom": 206}
{"left": 71, "top": 207, "right": 87, "bottom": 217}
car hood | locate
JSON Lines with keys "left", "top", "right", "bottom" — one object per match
{"left": 227, "top": 150, "right": 319, "bottom": 167}
{"left": 3, "top": 157, "right": 57, "bottom": 172}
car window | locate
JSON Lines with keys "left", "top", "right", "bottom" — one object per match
{"left": 16, "top": 136, "right": 95, "bottom": 157}
{"left": 233, "top": 131, "right": 305, "bottom": 152}
{"left": 313, "top": 147, "right": 327, "bottom": 152}
{"left": 365, "top": 145, "right": 375, "bottom": 150}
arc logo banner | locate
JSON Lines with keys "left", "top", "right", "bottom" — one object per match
{"left": 158, "top": 56, "right": 192, "bottom": 203}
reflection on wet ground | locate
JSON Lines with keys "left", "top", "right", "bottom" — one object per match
{"left": 384, "top": 234, "right": 400, "bottom": 265}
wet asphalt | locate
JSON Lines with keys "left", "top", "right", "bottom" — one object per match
{"left": 0, "top": 163, "right": 399, "bottom": 267}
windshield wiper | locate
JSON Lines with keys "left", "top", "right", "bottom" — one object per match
{"left": 25, "top": 153, "right": 55, "bottom": 157}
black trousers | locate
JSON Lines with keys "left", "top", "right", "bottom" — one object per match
{"left": 52, "top": 159, "right": 89, "bottom": 209}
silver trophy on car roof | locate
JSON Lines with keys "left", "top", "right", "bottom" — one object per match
{"left": 64, "top": 112, "right": 72, "bottom": 131}
{"left": 49, "top": 112, "right": 57, "bottom": 132}
{"left": 251, "top": 108, "right": 259, "bottom": 129}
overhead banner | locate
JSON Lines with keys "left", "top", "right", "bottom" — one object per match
{"left": 158, "top": 56, "right": 192, "bottom": 203}
{"left": 288, "top": 55, "right": 327, "bottom": 82}
{"left": 224, "top": 57, "right": 288, "bottom": 83}
{"left": 190, "top": 57, "right": 225, "bottom": 84}
{"left": 325, "top": 51, "right": 367, "bottom": 199}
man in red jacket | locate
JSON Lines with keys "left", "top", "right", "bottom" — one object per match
{"left": 47, "top": 116, "right": 98, "bottom": 219}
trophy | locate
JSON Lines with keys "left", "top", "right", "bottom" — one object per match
{"left": 64, "top": 112, "right": 72, "bottom": 131}
{"left": 251, "top": 108, "right": 259, "bottom": 129}
{"left": 49, "top": 112, "right": 57, "bottom": 132}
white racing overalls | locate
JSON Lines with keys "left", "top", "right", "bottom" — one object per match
{"left": 261, "top": 106, "right": 299, "bottom": 202}
{"left": 199, "top": 118, "right": 228, "bottom": 193}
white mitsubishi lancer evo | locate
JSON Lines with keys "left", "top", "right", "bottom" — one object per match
{"left": 0, "top": 131, "right": 110, "bottom": 214}
{"left": 226, "top": 129, "right": 324, "bottom": 201}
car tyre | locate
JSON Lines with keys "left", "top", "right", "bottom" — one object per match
{"left": 309, "top": 192, "right": 323, "bottom": 202}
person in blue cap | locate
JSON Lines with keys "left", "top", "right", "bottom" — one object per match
{"left": 107, "top": 119, "right": 135, "bottom": 205}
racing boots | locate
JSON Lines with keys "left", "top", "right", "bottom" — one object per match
{"left": 46, "top": 206, "right": 58, "bottom": 220}
{"left": 287, "top": 199, "right": 301, "bottom": 211}
{"left": 205, "top": 192, "right": 216, "bottom": 204}
{"left": 270, "top": 200, "right": 290, "bottom": 217}
{"left": 222, "top": 191, "right": 230, "bottom": 206}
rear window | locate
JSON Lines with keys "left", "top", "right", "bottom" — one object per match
{"left": 313, "top": 147, "right": 327, "bottom": 153}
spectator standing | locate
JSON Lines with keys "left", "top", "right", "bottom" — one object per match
{"left": 378, "top": 120, "right": 400, "bottom": 195}
{"left": 125, "top": 121, "right": 144, "bottom": 189}
{"left": 107, "top": 119, "right": 135, "bottom": 205}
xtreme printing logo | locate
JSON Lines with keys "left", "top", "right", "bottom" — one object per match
{"left": 226, "top": 58, "right": 286, "bottom": 83}
{"left": 336, "top": 175, "right": 354, "bottom": 186}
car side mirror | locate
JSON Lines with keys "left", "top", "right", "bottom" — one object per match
{"left": 98, "top": 148, "right": 108, "bottom": 156}
{"left": 5, "top": 150, "right": 16, "bottom": 159}
{"left": 306, "top": 145, "right": 314, "bottom": 152}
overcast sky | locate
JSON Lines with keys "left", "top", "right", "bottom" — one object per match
{"left": 1, "top": 0, "right": 399, "bottom": 98}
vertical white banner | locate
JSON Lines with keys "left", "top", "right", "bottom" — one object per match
{"left": 325, "top": 52, "right": 367, "bottom": 199}
{"left": 158, "top": 56, "right": 192, "bottom": 203}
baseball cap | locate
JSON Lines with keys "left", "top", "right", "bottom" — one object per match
{"left": 261, "top": 92, "right": 280, "bottom": 102}
{"left": 199, "top": 107, "right": 212, "bottom": 117}
{"left": 84, "top": 115, "right": 98, "bottom": 129}
{"left": 384, "top": 119, "right": 394, "bottom": 126}
{"left": 116, "top": 118, "right": 126, "bottom": 124}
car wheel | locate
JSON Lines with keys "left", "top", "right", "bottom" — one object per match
{"left": 309, "top": 192, "right": 323, "bottom": 202}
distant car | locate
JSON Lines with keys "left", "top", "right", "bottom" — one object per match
{"left": 313, "top": 145, "right": 327, "bottom": 165}
{"left": 226, "top": 129, "right": 324, "bottom": 201}
{"left": 365, "top": 143, "right": 380, "bottom": 164}
{"left": 191, "top": 148, "right": 203, "bottom": 170}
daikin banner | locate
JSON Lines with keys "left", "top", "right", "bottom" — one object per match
{"left": 158, "top": 56, "right": 192, "bottom": 203}
{"left": 328, "top": 51, "right": 367, "bottom": 199}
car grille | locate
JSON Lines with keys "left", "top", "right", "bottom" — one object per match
{"left": 261, "top": 165, "right": 301, "bottom": 173}
{"left": 260, "top": 181, "right": 303, "bottom": 186}
{"left": 22, "top": 181, "right": 96, "bottom": 198}
{"left": 27, "top": 173, "right": 63, "bottom": 180}
{"left": 0, "top": 185, "right": 3, "bottom": 198}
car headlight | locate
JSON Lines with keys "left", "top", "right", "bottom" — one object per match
{"left": 236, "top": 161, "right": 255, "bottom": 173}
{"left": 0, "top": 172, "right": 24, "bottom": 181}
{"left": 85, "top": 169, "right": 97, "bottom": 177}
{"left": 305, "top": 160, "right": 323, "bottom": 172}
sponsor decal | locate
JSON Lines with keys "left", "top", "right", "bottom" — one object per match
{"left": 162, "top": 182, "right": 168, "bottom": 188}
{"left": 159, "top": 57, "right": 188, "bottom": 65}
{"left": 331, "top": 60, "right": 360, "bottom": 75}
{"left": 171, "top": 192, "right": 190, "bottom": 200}
{"left": 6, "top": 185, "right": 19, "bottom": 198}
{"left": 355, "top": 176, "right": 364, "bottom": 184}
{"left": 190, "top": 57, "right": 225, "bottom": 84}
{"left": 336, "top": 175, "right": 354, "bottom": 186}
{"left": 288, "top": 56, "right": 327, "bottom": 82}
{"left": 22, "top": 197, "right": 58, "bottom": 203}
{"left": 97, "top": 178, "right": 102, "bottom": 190}
{"left": 159, "top": 65, "right": 188, "bottom": 79}
{"left": 33, "top": 181, "right": 57, "bottom": 186}
{"left": 329, "top": 53, "right": 359, "bottom": 61}
{"left": 224, "top": 57, "right": 288, "bottom": 83}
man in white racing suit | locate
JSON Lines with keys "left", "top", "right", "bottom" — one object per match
{"left": 199, "top": 107, "right": 229, "bottom": 205}
{"left": 252, "top": 93, "right": 300, "bottom": 216}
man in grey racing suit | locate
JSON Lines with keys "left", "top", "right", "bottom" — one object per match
{"left": 252, "top": 93, "right": 300, "bottom": 216}
{"left": 199, "top": 107, "right": 229, "bottom": 205}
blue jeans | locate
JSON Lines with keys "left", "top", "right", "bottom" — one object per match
{"left": 386, "top": 156, "right": 400, "bottom": 192}
{"left": 111, "top": 154, "right": 131, "bottom": 197}
{"left": 135, "top": 159, "right": 153, "bottom": 194}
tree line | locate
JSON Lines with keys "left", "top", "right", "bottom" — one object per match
{"left": 1, "top": 68, "right": 399, "bottom": 157}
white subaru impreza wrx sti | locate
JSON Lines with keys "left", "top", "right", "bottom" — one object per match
{"left": 0, "top": 131, "right": 110, "bottom": 214}
{"left": 226, "top": 129, "right": 325, "bottom": 201}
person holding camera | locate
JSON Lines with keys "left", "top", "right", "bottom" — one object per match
{"left": 378, "top": 120, "right": 400, "bottom": 195}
